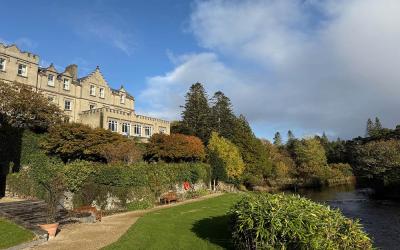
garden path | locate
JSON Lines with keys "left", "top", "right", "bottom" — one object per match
{"left": 30, "top": 193, "right": 223, "bottom": 250}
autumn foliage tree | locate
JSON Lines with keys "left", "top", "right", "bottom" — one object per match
{"left": 0, "top": 81, "right": 65, "bottom": 131}
{"left": 207, "top": 132, "right": 245, "bottom": 184}
{"left": 0, "top": 81, "right": 65, "bottom": 196}
{"left": 144, "top": 133, "right": 205, "bottom": 163}
{"left": 43, "top": 122, "right": 142, "bottom": 163}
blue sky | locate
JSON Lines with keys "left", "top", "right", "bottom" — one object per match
{"left": 2, "top": 0, "right": 400, "bottom": 141}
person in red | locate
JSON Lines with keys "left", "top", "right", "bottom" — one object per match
{"left": 183, "top": 181, "right": 190, "bottom": 190}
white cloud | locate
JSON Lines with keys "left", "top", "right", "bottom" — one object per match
{"left": 140, "top": 0, "right": 400, "bottom": 139}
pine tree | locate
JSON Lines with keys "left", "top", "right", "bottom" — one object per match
{"left": 209, "top": 91, "right": 236, "bottom": 140}
{"left": 231, "top": 115, "right": 272, "bottom": 177}
{"left": 273, "top": 132, "right": 282, "bottom": 146}
{"left": 375, "top": 117, "right": 382, "bottom": 131}
{"left": 366, "top": 118, "right": 373, "bottom": 137}
{"left": 287, "top": 130, "right": 295, "bottom": 141}
{"left": 181, "top": 83, "right": 211, "bottom": 143}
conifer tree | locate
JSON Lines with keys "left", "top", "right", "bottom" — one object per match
{"left": 366, "top": 118, "right": 373, "bottom": 137}
{"left": 209, "top": 91, "right": 236, "bottom": 140}
{"left": 375, "top": 117, "right": 382, "bottom": 131}
{"left": 181, "top": 83, "right": 211, "bottom": 143}
{"left": 287, "top": 130, "right": 295, "bottom": 141}
{"left": 273, "top": 132, "right": 282, "bottom": 146}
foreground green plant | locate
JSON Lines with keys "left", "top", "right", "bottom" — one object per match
{"left": 230, "top": 193, "right": 373, "bottom": 250}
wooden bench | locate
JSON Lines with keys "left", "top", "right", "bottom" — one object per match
{"left": 160, "top": 192, "right": 178, "bottom": 204}
{"left": 73, "top": 205, "right": 102, "bottom": 222}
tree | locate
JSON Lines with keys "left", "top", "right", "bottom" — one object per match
{"left": 375, "top": 117, "right": 383, "bottom": 131}
{"left": 181, "top": 83, "right": 211, "bottom": 143}
{"left": 207, "top": 132, "right": 245, "bottom": 185}
{"left": 144, "top": 133, "right": 205, "bottom": 162}
{"left": 0, "top": 81, "right": 64, "bottom": 196}
{"left": 231, "top": 115, "right": 272, "bottom": 181}
{"left": 287, "top": 130, "right": 295, "bottom": 141}
{"left": 101, "top": 141, "right": 143, "bottom": 164}
{"left": 273, "top": 132, "right": 282, "bottom": 146}
{"left": 293, "top": 138, "right": 327, "bottom": 179}
{"left": 43, "top": 123, "right": 137, "bottom": 162}
{"left": 353, "top": 139, "right": 400, "bottom": 187}
{"left": 0, "top": 81, "right": 65, "bottom": 131}
{"left": 209, "top": 91, "right": 236, "bottom": 140}
{"left": 366, "top": 118, "right": 374, "bottom": 137}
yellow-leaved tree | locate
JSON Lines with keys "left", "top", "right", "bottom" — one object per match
{"left": 207, "top": 132, "right": 245, "bottom": 188}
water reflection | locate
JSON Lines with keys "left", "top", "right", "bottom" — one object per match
{"left": 289, "top": 185, "right": 400, "bottom": 250}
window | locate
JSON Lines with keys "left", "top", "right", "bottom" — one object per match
{"left": 122, "top": 123, "right": 130, "bottom": 136}
{"left": 90, "top": 85, "right": 96, "bottom": 96}
{"left": 99, "top": 87, "right": 105, "bottom": 98}
{"left": 144, "top": 126, "right": 152, "bottom": 137}
{"left": 120, "top": 94, "right": 125, "bottom": 104}
{"left": 108, "top": 120, "right": 118, "bottom": 132}
{"left": 64, "top": 100, "right": 72, "bottom": 110}
{"left": 63, "top": 79, "right": 70, "bottom": 90}
{"left": 159, "top": 127, "right": 167, "bottom": 134}
{"left": 17, "top": 64, "right": 27, "bottom": 76}
{"left": 47, "top": 74, "right": 55, "bottom": 86}
{"left": 133, "top": 124, "right": 142, "bottom": 136}
{"left": 89, "top": 104, "right": 95, "bottom": 110}
{"left": 0, "top": 58, "right": 6, "bottom": 71}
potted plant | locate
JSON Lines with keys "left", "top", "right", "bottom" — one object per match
{"left": 30, "top": 154, "right": 65, "bottom": 239}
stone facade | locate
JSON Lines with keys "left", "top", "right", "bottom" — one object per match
{"left": 0, "top": 43, "right": 170, "bottom": 140}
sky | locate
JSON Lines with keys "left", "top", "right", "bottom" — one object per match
{"left": 2, "top": 0, "right": 400, "bottom": 141}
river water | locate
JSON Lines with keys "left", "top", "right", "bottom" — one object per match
{"left": 291, "top": 185, "right": 400, "bottom": 250}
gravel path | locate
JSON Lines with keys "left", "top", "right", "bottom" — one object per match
{"left": 30, "top": 193, "right": 223, "bottom": 250}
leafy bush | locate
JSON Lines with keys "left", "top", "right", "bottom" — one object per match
{"left": 230, "top": 193, "right": 373, "bottom": 250}
{"left": 61, "top": 161, "right": 211, "bottom": 209}
{"left": 43, "top": 123, "right": 141, "bottom": 163}
{"left": 207, "top": 132, "right": 245, "bottom": 182}
{"left": 144, "top": 133, "right": 205, "bottom": 162}
{"left": 101, "top": 140, "right": 143, "bottom": 164}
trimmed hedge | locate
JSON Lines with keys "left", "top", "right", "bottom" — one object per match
{"left": 230, "top": 193, "right": 373, "bottom": 250}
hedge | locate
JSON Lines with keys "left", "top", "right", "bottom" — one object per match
{"left": 230, "top": 193, "right": 373, "bottom": 250}
{"left": 8, "top": 161, "right": 211, "bottom": 210}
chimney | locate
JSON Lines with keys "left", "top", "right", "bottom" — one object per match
{"left": 65, "top": 64, "right": 78, "bottom": 81}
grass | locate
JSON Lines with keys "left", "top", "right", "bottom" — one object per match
{"left": 0, "top": 218, "right": 34, "bottom": 249}
{"left": 105, "top": 193, "right": 241, "bottom": 250}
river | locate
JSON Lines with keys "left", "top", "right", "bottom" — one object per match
{"left": 291, "top": 185, "right": 400, "bottom": 250}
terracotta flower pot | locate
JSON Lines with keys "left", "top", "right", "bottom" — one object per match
{"left": 39, "top": 223, "right": 59, "bottom": 239}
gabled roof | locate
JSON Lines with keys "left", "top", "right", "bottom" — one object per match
{"left": 79, "top": 66, "right": 134, "bottom": 99}
{"left": 46, "top": 63, "right": 58, "bottom": 73}
{"left": 78, "top": 66, "right": 109, "bottom": 87}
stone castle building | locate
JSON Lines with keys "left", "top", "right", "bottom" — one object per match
{"left": 0, "top": 43, "right": 170, "bottom": 139}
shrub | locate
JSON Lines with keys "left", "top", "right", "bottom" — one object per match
{"left": 144, "top": 133, "right": 205, "bottom": 162}
{"left": 207, "top": 132, "right": 245, "bottom": 182}
{"left": 61, "top": 161, "right": 211, "bottom": 209}
{"left": 43, "top": 123, "right": 141, "bottom": 163}
{"left": 230, "top": 193, "right": 373, "bottom": 250}
{"left": 101, "top": 140, "right": 143, "bottom": 164}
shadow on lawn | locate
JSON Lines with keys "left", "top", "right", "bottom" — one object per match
{"left": 191, "top": 214, "right": 234, "bottom": 250}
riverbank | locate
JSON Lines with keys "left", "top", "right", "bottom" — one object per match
{"left": 293, "top": 184, "right": 400, "bottom": 249}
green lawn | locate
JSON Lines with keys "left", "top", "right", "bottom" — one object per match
{"left": 105, "top": 194, "right": 241, "bottom": 250}
{"left": 0, "top": 218, "right": 34, "bottom": 249}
